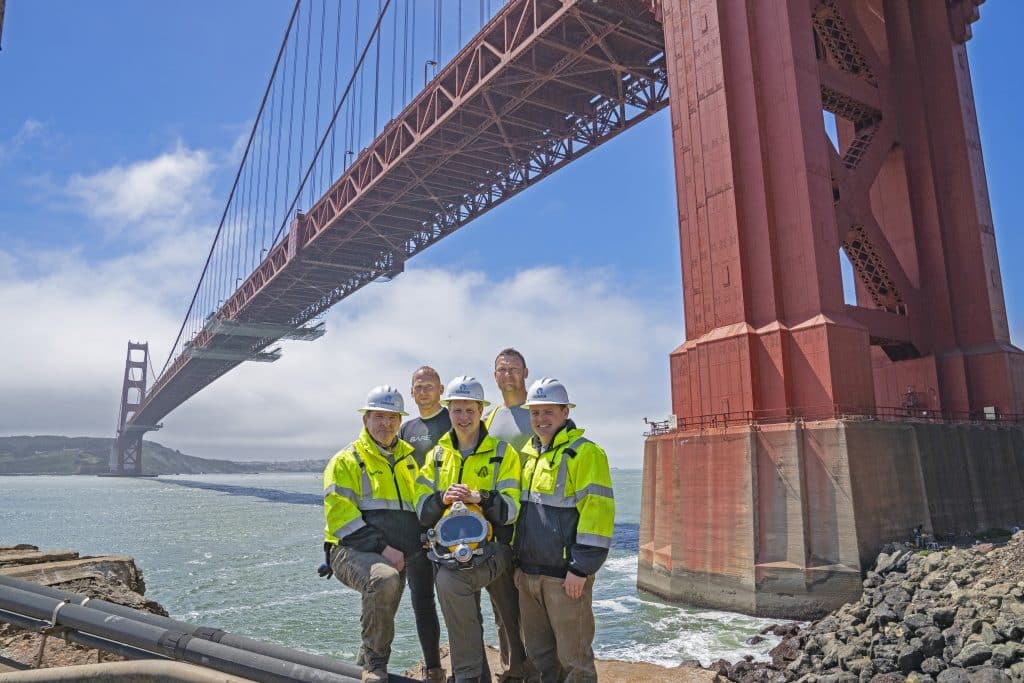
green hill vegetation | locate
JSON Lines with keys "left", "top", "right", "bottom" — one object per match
{"left": 0, "top": 436, "right": 326, "bottom": 475}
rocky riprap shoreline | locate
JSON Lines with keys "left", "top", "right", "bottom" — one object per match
{"left": 706, "top": 532, "right": 1024, "bottom": 683}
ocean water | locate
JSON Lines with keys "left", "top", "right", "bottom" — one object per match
{"left": 1, "top": 470, "right": 781, "bottom": 669}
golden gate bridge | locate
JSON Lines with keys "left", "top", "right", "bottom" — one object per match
{"left": 113, "top": 0, "right": 667, "bottom": 474}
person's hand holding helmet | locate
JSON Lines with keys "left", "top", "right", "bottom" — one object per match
{"left": 443, "top": 483, "right": 482, "bottom": 505}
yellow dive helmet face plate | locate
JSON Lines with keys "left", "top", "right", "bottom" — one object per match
{"left": 427, "top": 500, "right": 494, "bottom": 568}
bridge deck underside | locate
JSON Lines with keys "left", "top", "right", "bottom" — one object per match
{"left": 132, "top": 0, "right": 667, "bottom": 429}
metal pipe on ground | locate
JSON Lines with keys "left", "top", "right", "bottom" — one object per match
{"left": 0, "top": 659, "right": 254, "bottom": 682}
{"left": 0, "top": 608, "right": 162, "bottom": 663}
{"left": 0, "top": 585, "right": 361, "bottom": 683}
{"left": 0, "top": 577, "right": 418, "bottom": 682}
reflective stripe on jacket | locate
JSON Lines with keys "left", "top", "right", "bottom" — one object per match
{"left": 322, "top": 428, "right": 421, "bottom": 556}
{"left": 514, "top": 422, "right": 615, "bottom": 577}
{"left": 415, "top": 427, "right": 521, "bottom": 545}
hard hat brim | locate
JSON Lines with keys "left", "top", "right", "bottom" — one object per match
{"left": 521, "top": 399, "right": 575, "bottom": 409}
{"left": 440, "top": 398, "right": 491, "bottom": 408}
{"left": 358, "top": 406, "right": 409, "bottom": 416}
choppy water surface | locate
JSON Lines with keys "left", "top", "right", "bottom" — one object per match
{"left": 2, "top": 470, "right": 780, "bottom": 669}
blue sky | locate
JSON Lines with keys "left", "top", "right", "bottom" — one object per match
{"left": 0, "top": 2, "right": 1021, "bottom": 465}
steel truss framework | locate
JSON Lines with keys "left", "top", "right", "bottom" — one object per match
{"left": 814, "top": 0, "right": 989, "bottom": 363}
{"left": 130, "top": 0, "right": 667, "bottom": 431}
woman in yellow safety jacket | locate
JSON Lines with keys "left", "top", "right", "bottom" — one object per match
{"left": 414, "top": 375, "right": 528, "bottom": 683}
{"left": 415, "top": 430, "right": 521, "bottom": 542}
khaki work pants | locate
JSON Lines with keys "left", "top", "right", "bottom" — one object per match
{"left": 489, "top": 564, "right": 539, "bottom": 682}
{"left": 435, "top": 543, "right": 511, "bottom": 682}
{"left": 517, "top": 571, "right": 597, "bottom": 683}
{"left": 331, "top": 545, "right": 406, "bottom": 673}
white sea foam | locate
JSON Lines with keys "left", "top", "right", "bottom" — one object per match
{"left": 254, "top": 558, "right": 304, "bottom": 569}
{"left": 179, "top": 588, "right": 343, "bottom": 620}
{"left": 597, "top": 623, "right": 778, "bottom": 668}
{"left": 592, "top": 598, "right": 633, "bottom": 614}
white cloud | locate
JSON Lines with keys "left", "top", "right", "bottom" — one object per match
{"left": 0, "top": 119, "right": 45, "bottom": 161}
{"left": 158, "top": 265, "right": 677, "bottom": 468}
{"left": 0, "top": 244, "right": 678, "bottom": 468}
{"left": 66, "top": 142, "right": 214, "bottom": 235}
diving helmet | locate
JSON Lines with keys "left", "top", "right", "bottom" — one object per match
{"left": 426, "top": 500, "right": 494, "bottom": 569}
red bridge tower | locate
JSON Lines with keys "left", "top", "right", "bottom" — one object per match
{"left": 641, "top": 0, "right": 1024, "bottom": 617}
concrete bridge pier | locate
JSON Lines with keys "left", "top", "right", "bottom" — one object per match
{"left": 638, "top": 420, "right": 1024, "bottom": 619}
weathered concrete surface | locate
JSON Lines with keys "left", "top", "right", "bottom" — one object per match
{"left": 0, "top": 546, "right": 165, "bottom": 670}
{"left": 0, "top": 556, "right": 144, "bottom": 594}
{"left": 638, "top": 420, "right": 1024, "bottom": 619}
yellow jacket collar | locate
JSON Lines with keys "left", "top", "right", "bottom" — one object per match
{"left": 533, "top": 420, "right": 583, "bottom": 454}
{"left": 356, "top": 428, "right": 414, "bottom": 461}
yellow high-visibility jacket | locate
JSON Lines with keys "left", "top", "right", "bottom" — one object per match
{"left": 515, "top": 421, "right": 615, "bottom": 577}
{"left": 322, "top": 428, "right": 421, "bottom": 556}
{"left": 415, "top": 428, "right": 521, "bottom": 545}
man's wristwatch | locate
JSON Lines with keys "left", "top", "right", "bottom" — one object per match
{"left": 477, "top": 489, "right": 491, "bottom": 503}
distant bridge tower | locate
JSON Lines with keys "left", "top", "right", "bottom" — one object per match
{"left": 111, "top": 342, "right": 154, "bottom": 475}
{"left": 641, "top": 0, "right": 1024, "bottom": 618}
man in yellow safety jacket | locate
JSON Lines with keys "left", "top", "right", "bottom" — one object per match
{"left": 514, "top": 378, "right": 615, "bottom": 683}
{"left": 323, "top": 385, "right": 421, "bottom": 683}
{"left": 416, "top": 376, "right": 528, "bottom": 683}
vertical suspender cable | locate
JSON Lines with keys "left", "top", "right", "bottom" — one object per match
{"left": 330, "top": 0, "right": 341, "bottom": 180}
{"left": 271, "top": 0, "right": 394, "bottom": 247}
{"left": 390, "top": 0, "right": 397, "bottom": 118}
{"left": 356, "top": 16, "right": 364, "bottom": 152}
{"left": 373, "top": 0, "right": 383, "bottom": 136}
{"left": 158, "top": 1, "right": 300, "bottom": 375}
{"left": 284, "top": 4, "right": 299, "bottom": 234}
{"left": 272, "top": 41, "right": 286, "bottom": 251}
{"left": 402, "top": 1, "right": 409, "bottom": 104}
{"left": 313, "top": 0, "right": 327, "bottom": 203}
{"left": 435, "top": 0, "right": 441, "bottom": 64}
{"left": 298, "top": 3, "right": 312, "bottom": 208}
{"left": 409, "top": 2, "right": 416, "bottom": 100}
{"left": 348, "top": 0, "right": 361, "bottom": 166}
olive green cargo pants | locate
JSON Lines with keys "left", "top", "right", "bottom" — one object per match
{"left": 435, "top": 543, "right": 512, "bottom": 682}
{"left": 330, "top": 545, "right": 406, "bottom": 674}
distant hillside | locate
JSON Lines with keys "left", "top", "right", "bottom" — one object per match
{"left": 0, "top": 436, "right": 327, "bottom": 476}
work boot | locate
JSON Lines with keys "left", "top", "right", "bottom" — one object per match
{"left": 424, "top": 666, "right": 447, "bottom": 683}
{"left": 362, "top": 659, "right": 389, "bottom": 683}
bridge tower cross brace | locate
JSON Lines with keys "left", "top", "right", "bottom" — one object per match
{"left": 113, "top": 342, "right": 150, "bottom": 475}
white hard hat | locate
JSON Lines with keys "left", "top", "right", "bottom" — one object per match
{"left": 522, "top": 377, "right": 575, "bottom": 408}
{"left": 358, "top": 385, "right": 408, "bottom": 415}
{"left": 440, "top": 375, "right": 490, "bottom": 407}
